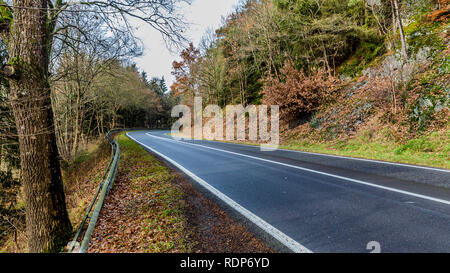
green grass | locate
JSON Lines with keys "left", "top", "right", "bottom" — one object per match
{"left": 218, "top": 129, "right": 449, "bottom": 169}
{"left": 115, "top": 133, "right": 191, "bottom": 253}
{"left": 283, "top": 143, "right": 448, "bottom": 169}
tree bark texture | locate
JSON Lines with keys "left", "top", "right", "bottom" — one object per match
{"left": 392, "top": 0, "right": 408, "bottom": 61}
{"left": 7, "top": 0, "right": 72, "bottom": 252}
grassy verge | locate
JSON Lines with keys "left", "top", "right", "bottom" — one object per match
{"left": 218, "top": 130, "right": 448, "bottom": 169}
{"left": 171, "top": 128, "right": 449, "bottom": 169}
{"left": 281, "top": 129, "right": 449, "bottom": 169}
{"left": 88, "top": 132, "right": 191, "bottom": 253}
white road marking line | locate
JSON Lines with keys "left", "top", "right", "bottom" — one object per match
{"left": 177, "top": 134, "right": 449, "bottom": 173}
{"left": 277, "top": 149, "right": 450, "bottom": 172}
{"left": 145, "top": 132, "right": 450, "bottom": 206}
{"left": 126, "top": 133, "right": 313, "bottom": 253}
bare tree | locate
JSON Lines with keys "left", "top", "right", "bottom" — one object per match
{"left": 391, "top": 0, "right": 408, "bottom": 61}
{"left": 0, "top": 0, "right": 189, "bottom": 252}
{"left": 51, "top": 8, "right": 144, "bottom": 158}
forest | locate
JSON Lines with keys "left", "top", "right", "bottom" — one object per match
{"left": 172, "top": 0, "right": 393, "bottom": 106}
{"left": 172, "top": 0, "right": 448, "bottom": 134}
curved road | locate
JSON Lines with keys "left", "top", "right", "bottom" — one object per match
{"left": 127, "top": 130, "right": 450, "bottom": 253}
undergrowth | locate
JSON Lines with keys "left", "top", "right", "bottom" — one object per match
{"left": 0, "top": 138, "right": 111, "bottom": 253}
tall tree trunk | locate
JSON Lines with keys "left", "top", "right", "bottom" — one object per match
{"left": 100, "top": 113, "right": 104, "bottom": 134}
{"left": 72, "top": 90, "right": 81, "bottom": 157}
{"left": 0, "top": 142, "right": 3, "bottom": 172}
{"left": 7, "top": 0, "right": 72, "bottom": 252}
{"left": 390, "top": 0, "right": 397, "bottom": 36}
{"left": 393, "top": 0, "right": 408, "bottom": 61}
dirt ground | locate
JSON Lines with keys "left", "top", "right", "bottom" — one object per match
{"left": 171, "top": 173, "right": 274, "bottom": 253}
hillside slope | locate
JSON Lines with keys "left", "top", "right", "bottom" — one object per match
{"left": 281, "top": 3, "right": 449, "bottom": 169}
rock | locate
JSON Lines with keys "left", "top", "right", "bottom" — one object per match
{"left": 67, "top": 241, "right": 81, "bottom": 253}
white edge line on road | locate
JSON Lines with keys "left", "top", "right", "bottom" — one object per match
{"left": 126, "top": 133, "right": 313, "bottom": 254}
{"left": 145, "top": 132, "right": 450, "bottom": 206}
{"left": 277, "top": 148, "right": 450, "bottom": 173}
{"left": 180, "top": 135, "right": 449, "bottom": 173}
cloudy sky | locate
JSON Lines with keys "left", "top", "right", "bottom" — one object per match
{"left": 132, "top": 0, "right": 241, "bottom": 88}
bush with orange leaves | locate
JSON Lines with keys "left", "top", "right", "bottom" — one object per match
{"left": 426, "top": 0, "right": 449, "bottom": 22}
{"left": 262, "top": 61, "right": 342, "bottom": 123}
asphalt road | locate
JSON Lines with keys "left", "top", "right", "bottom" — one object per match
{"left": 127, "top": 130, "right": 450, "bottom": 253}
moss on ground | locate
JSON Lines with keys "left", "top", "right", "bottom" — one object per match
{"left": 339, "top": 40, "right": 386, "bottom": 78}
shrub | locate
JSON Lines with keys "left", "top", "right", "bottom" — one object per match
{"left": 262, "top": 61, "right": 342, "bottom": 123}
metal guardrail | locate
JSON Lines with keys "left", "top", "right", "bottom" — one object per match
{"left": 68, "top": 129, "right": 122, "bottom": 253}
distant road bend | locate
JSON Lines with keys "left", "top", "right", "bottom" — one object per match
{"left": 127, "top": 130, "right": 450, "bottom": 253}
